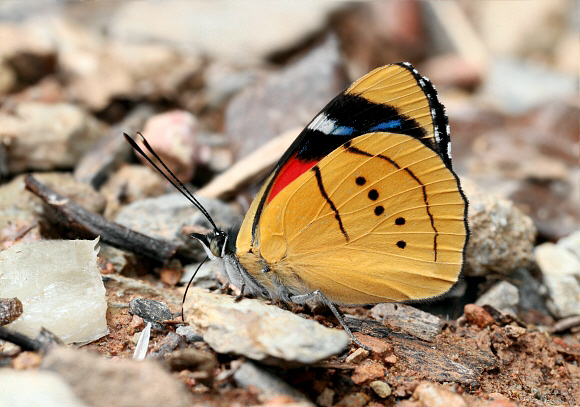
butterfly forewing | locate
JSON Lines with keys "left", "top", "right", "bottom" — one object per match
{"left": 234, "top": 63, "right": 467, "bottom": 305}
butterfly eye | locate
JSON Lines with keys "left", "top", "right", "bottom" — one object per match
{"left": 210, "top": 232, "right": 227, "bottom": 257}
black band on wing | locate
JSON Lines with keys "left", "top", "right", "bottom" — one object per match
{"left": 295, "top": 93, "right": 428, "bottom": 162}
{"left": 313, "top": 165, "right": 349, "bottom": 242}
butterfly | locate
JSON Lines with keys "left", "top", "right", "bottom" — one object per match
{"left": 126, "top": 62, "right": 469, "bottom": 348}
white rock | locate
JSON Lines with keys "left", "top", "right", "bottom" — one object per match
{"left": 535, "top": 242, "right": 580, "bottom": 276}
{"left": 558, "top": 230, "right": 580, "bottom": 261}
{"left": 544, "top": 274, "right": 580, "bottom": 318}
{"left": 0, "top": 370, "right": 89, "bottom": 407}
{"left": 0, "top": 239, "right": 107, "bottom": 344}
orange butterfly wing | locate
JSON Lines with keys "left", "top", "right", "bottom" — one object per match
{"left": 238, "top": 132, "right": 467, "bottom": 304}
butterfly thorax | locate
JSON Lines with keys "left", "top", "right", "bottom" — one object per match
{"left": 193, "top": 229, "right": 280, "bottom": 300}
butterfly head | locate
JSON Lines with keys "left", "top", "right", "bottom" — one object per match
{"left": 191, "top": 229, "right": 228, "bottom": 260}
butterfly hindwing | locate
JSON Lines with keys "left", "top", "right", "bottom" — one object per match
{"left": 253, "top": 132, "right": 467, "bottom": 304}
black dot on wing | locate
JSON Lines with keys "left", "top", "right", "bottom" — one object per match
{"left": 356, "top": 176, "right": 366, "bottom": 186}
{"left": 397, "top": 240, "right": 406, "bottom": 249}
{"left": 374, "top": 206, "right": 384, "bottom": 216}
{"left": 368, "top": 189, "right": 379, "bottom": 200}
{"left": 395, "top": 217, "right": 405, "bottom": 225}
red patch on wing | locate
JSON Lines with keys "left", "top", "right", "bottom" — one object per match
{"left": 267, "top": 154, "right": 318, "bottom": 204}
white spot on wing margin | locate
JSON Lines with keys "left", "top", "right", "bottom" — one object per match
{"left": 307, "top": 113, "right": 337, "bottom": 135}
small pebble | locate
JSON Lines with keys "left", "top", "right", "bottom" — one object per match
{"left": 413, "top": 382, "right": 466, "bottom": 407}
{"left": 130, "top": 332, "right": 142, "bottom": 346}
{"left": 129, "top": 315, "right": 146, "bottom": 334}
{"left": 161, "top": 268, "right": 183, "bottom": 286}
{"left": 384, "top": 355, "right": 397, "bottom": 364}
{"left": 233, "top": 361, "right": 308, "bottom": 401}
{"left": 0, "top": 370, "right": 88, "bottom": 407}
{"left": 335, "top": 392, "right": 370, "bottom": 407}
{"left": 140, "top": 110, "right": 199, "bottom": 182}
{"left": 149, "top": 331, "right": 183, "bottom": 358}
{"left": 0, "top": 297, "right": 23, "bottom": 325}
{"left": 175, "top": 325, "right": 203, "bottom": 343}
{"left": 12, "top": 351, "right": 43, "bottom": 370}
{"left": 167, "top": 348, "right": 217, "bottom": 378}
{"left": 504, "top": 325, "right": 526, "bottom": 339}
{"left": 369, "top": 380, "right": 392, "bottom": 398}
{"left": 0, "top": 341, "right": 21, "bottom": 357}
{"left": 345, "top": 347, "right": 369, "bottom": 364}
{"left": 351, "top": 360, "right": 385, "bottom": 385}
{"left": 464, "top": 304, "right": 495, "bottom": 329}
{"left": 353, "top": 334, "right": 392, "bottom": 356}
{"left": 316, "top": 388, "right": 335, "bottom": 407}
{"left": 129, "top": 298, "right": 173, "bottom": 325}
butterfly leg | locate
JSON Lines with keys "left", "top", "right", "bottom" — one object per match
{"left": 234, "top": 283, "right": 246, "bottom": 302}
{"left": 290, "top": 291, "right": 371, "bottom": 351}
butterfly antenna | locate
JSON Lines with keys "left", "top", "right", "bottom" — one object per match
{"left": 181, "top": 256, "right": 208, "bottom": 321}
{"left": 124, "top": 133, "right": 219, "bottom": 231}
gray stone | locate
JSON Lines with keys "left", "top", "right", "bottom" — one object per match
{"left": 129, "top": 298, "right": 173, "bottom": 324}
{"left": 114, "top": 193, "right": 242, "bottom": 260}
{"left": 0, "top": 370, "right": 89, "bottom": 407}
{"left": 510, "top": 268, "right": 550, "bottom": 315}
{"left": 369, "top": 303, "right": 443, "bottom": 342}
{"left": 475, "top": 281, "right": 519, "bottom": 317}
{"left": 233, "top": 361, "right": 312, "bottom": 404}
{"left": 462, "top": 178, "right": 536, "bottom": 276}
{"left": 101, "top": 164, "right": 167, "bottom": 219}
{"left": 482, "top": 58, "right": 577, "bottom": 114}
{"left": 74, "top": 105, "right": 154, "bottom": 189}
{"left": 226, "top": 35, "right": 348, "bottom": 159}
{"left": 42, "top": 347, "right": 193, "bottom": 407}
{"left": 204, "top": 62, "right": 259, "bottom": 109}
{"left": 180, "top": 260, "right": 221, "bottom": 290}
{"left": 96, "top": 243, "right": 132, "bottom": 274}
{"left": 109, "top": 1, "right": 342, "bottom": 64}
{"left": 184, "top": 288, "right": 349, "bottom": 367}
{"left": 0, "top": 102, "right": 103, "bottom": 174}
{"left": 535, "top": 242, "right": 580, "bottom": 276}
{"left": 543, "top": 274, "right": 580, "bottom": 318}
{"left": 175, "top": 325, "right": 203, "bottom": 343}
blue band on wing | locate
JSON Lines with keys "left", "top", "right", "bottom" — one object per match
{"left": 331, "top": 125, "right": 355, "bottom": 136}
{"left": 369, "top": 120, "right": 402, "bottom": 132}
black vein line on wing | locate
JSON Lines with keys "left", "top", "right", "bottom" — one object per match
{"left": 313, "top": 165, "right": 349, "bottom": 242}
{"left": 345, "top": 144, "right": 438, "bottom": 262}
